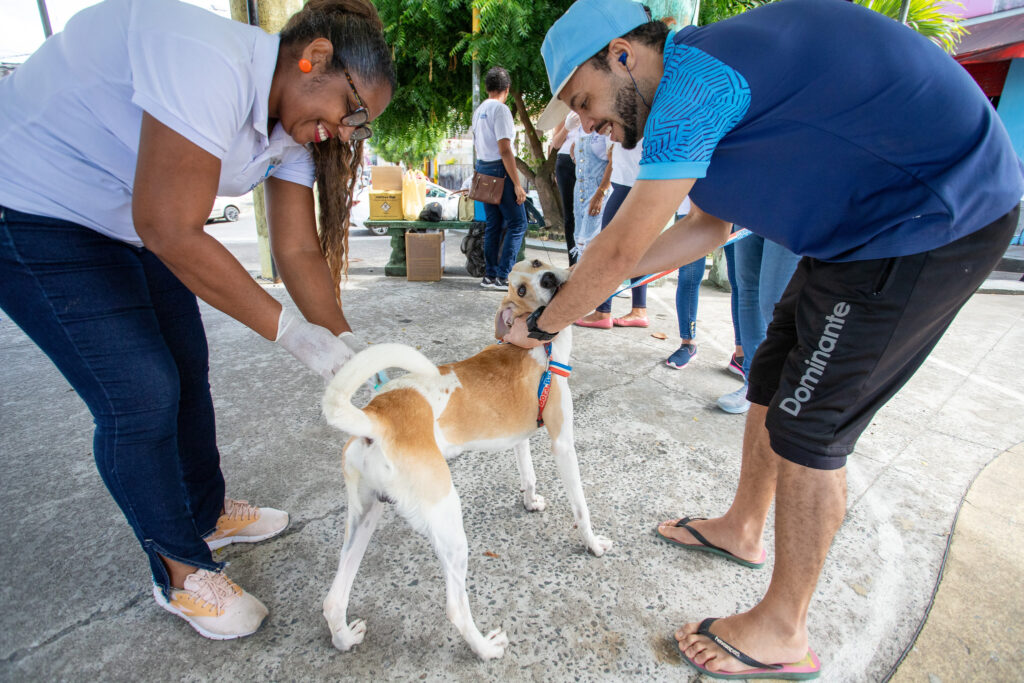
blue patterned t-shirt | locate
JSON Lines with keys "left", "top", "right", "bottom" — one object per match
{"left": 637, "top": 0, "right": 1023, "bottom": 262}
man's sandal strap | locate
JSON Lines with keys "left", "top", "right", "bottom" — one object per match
{"left": 675, "top": 517, "right": 727, "bottom": 554}
{"left": 697, "top": 618, "right": 782, "bottom": 671}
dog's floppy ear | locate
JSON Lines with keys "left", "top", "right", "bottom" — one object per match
{"left": 494, "top": 304, "right": 516, "bottom": 340}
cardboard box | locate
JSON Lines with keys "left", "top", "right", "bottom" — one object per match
{"left": 369, "top": 190, "right": 403, "bottom": 220}
{"left": 405, "top": 231, "right": 445, "bottom": 281}
{"left": 371, "top": 166, "right": 403, "bottom": 190}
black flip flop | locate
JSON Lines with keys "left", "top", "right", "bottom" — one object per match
{"left": 654, "top": 516, "right": 766, "bottom": 569}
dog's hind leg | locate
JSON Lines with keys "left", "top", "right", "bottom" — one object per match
{"left": 415, "top": 487, "right": 509, "bottom": 660}
{"left": 513, "top": 439, "right": 546, "bottom": 511}
{"left": 548, "top": 419, "right": 610, "bottom": 557}
{"left": 324, "top": 478, "right": 384, "bottom": 652}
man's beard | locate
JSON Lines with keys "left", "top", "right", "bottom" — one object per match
{"left": 615, "top": 81, "right": 642, "bottom": 149}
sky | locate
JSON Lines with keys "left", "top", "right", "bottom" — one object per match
{"left": 1, "top": 0, "right": 231, "bottom": 62}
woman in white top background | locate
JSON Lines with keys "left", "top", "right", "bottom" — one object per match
{"left": 0, "top": 0, "right": 394, "bottom": 639}
{"left": 471, "top": 66, "right": 528, "bottom": 290}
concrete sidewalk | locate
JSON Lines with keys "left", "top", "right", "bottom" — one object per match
{"left": 2, "top": 232, "right": 1022, "bottom": 681}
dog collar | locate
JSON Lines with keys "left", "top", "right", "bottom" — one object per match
{"left": 537, "top": 343, "right": 572, "bottom": 427}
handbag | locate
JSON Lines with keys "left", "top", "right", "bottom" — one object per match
{"left": 468, "top": 171, "right": 505, "bottom": 205}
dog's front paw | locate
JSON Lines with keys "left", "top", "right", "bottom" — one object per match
{"left": 588, "top": 535, "right": 613, "bottom": 557}
{"left": 474, "top": 627, "right": 510, "bottom": 660}
{"left": 330, "top": 618, "right": 367, "bottom": 651}
{"left": 522, "top": 492, "right": 546, "bottom": 512}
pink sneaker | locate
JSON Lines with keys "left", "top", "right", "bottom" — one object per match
{"left": 205, "top": 498, "right": 289, "bottom": 550}
{"left": 574, "top": 317, "right": 613, "bottom": 329}
{"left": 153, "top": 569, "right": 267, "bottom": 640}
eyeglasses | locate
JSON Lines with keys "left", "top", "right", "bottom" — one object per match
{"left": 341, "top": 68, "right": 373, "bottom": 141}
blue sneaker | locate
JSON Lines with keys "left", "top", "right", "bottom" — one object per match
{"left": 666, "top": 344, "right": 697, "bottom": 369}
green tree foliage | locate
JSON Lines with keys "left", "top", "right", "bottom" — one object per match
{"left": 855, "top": 0, "right": 966, "bottom": 52}
{"left": 700, "top": 0, "right": 965, "bottom": 52}
{"left": 372, "top": 0, "right": 575, "bottom": 230}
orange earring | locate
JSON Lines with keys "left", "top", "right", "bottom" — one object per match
{"left": 298, "top": 58, "right": 312, "bottom": 73}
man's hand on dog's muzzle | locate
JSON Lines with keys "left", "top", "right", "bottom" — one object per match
{"left": 502, "top": 315, "right": 547, "bottom": 349}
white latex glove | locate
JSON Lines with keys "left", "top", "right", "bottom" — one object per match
{"left": 338, "top": 331, "right": 367, "bottom": 355}
{"left": 275, "top": 308, "right": 354, "bottom": 381}
{"left": 565, "top": 111, "right": 581, "bottom": 131}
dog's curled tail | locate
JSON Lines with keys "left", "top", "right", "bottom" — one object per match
{"left": 322, "top": 343, "right": 440, "bottom": 437}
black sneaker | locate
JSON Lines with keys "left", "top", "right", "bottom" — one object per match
{"left": 493, "top": 277, "right": 509, "bottom": 290}
{"left": 480, "top": 276, "right": 496, "bottom": 288}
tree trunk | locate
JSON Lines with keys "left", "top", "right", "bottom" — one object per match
{"left": 511, "top": 88, "right": 564, "bottom": 236}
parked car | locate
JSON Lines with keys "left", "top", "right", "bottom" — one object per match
{"left": 349, "top": 184, "right": 378, "bottom": 234}
{"left": 206, "top": 196, "right": 241, "bottom": 224}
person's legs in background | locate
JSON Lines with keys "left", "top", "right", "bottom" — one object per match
{"left": 555, "top": 152, "right": 578, "bottom": 266}
{"left": 724, "top": 241, "right": 745, "bottom": 377}
{"left": 718, "top": 233, "right": 763, "bottom": 413}
{"left": 577, "top": 182, "right": 629, "bottom": 328}
{"left": 756, "top": 239, "right": 802, "bottom": 338}
{"left": 613, "top": 279, "right": 649, "bottom": 327}
{"left": 718, "top": 234, "right": 800, "bottom": 414}
{"left": 494, "top": 167, "right": 527, "bottom": 286}
{"left": 667, "top": 245, "right": 707, "bottom": 369}
{"left": 477, "top": 159, "right": 507, "bottom": 288}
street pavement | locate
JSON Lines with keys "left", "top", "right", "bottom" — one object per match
{"left": 1, "top": 225, "right": 1022, "bottom": 681}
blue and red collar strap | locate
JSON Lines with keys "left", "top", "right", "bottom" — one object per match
{"left": 537, "top": 342, "right": 571, "bottom": 427}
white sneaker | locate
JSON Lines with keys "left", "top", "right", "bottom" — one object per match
{"left": 205, "top": 498, "right": 289, "bottom": 550}
{"left": 717, "top": 385, "right": 750, "bottom": 414}
{"left": 153, "top": 569, "right": 267, "bottom": 640}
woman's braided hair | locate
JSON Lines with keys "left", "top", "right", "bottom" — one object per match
{"left": 280, "top": 0, "right": 396, "bottom": 303}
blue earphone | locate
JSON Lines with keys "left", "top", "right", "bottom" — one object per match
{"left": 619, "top": 51, "right": 651, "bottom": 108}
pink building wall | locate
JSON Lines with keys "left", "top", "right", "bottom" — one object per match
{"left": 941, "top": 0, "right": 1024, "bottom": 19}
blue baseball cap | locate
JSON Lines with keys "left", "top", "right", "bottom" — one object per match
{"left": 537, "top": 0, "right": 650, "bottom": 130}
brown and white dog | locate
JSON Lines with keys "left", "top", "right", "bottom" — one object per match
{"left": 320, "top": 259, "right": 612, "bottom": 660}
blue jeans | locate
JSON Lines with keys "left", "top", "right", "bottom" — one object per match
{"left": 475, "top": 159, "right": 527, "bottom": 279}
{"left": 724, "top": 241, "right": 741, "bottom": 347}
{"left": 675, "top": 256, "right": 707, "bottom": 341}
{"left": 596, "top": 183, "right": 647, "bottom": 313}
{"left": 0, "top": 207, "right": 225, "bottom": 593}
{"left": 734, "top": 232, "right": 802, "bottom": 376}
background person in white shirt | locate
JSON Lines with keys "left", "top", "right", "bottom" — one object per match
{"left": 0, "top": 0, "right": 394, "bottom": 639}
{"left": 471, "top": 66, "right": 527, "bottom": 290}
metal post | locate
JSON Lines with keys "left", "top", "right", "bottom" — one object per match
{"left": 898, "top": 0, "right": 911, "bottom": 24}
{"left": 472, "top": 6, "right": 481, "bottom": 166}
{"left": 36, "top": 0, "right": 53, "bottom": 38}
{"left": 245, "top": 0, "right": 259, "bottom": 27}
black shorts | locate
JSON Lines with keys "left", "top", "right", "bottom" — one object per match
{"left": 747, "top": 206, "right": 1019, "bottom": 470}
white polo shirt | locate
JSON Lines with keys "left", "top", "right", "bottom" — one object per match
{"left": 0, "top": 0, "right": 314, "bottom": 246}
{"left": 609, "top": 139, "right": 643, "bottom": 187}
{"left": 471, "top": 98, "right": 516, "bottom": 162}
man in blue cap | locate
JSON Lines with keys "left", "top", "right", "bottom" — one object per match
{"left": 504, "top": 0, "right": 1023, "bottom": 678}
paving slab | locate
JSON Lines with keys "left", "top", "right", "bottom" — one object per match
{"left": 1, "top": 232, "right": 1023, "bottom": 681}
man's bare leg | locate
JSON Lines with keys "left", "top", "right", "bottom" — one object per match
{"left": 675, "top": 455, "right": 846, "bottom": 673}
{"left": 657, "top": 404, "right": 777, "bottom": 563}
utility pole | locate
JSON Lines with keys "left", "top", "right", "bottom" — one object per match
{"left": 228, "top": 0, "right": 297, "bottom": 283}
{"left": 36, "top": 0, "right": 52, "bottom": 38}
{"left": 898, "top": 0, "right": 911, "bottom": 24}
{"left": 472, "top": 5, "right": 481, "bottom": 165}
